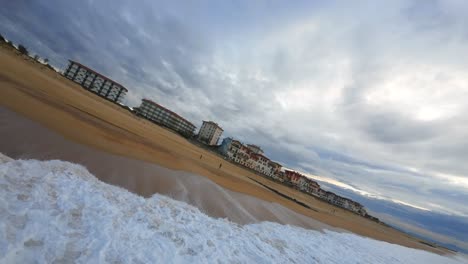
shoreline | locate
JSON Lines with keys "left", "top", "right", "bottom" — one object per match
{"left": 0, "top": 44, "right": 453, "bottom": 255}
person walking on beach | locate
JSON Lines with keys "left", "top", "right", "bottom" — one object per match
{"left": 219, "top": 163, "right": 222, "bottom": 169}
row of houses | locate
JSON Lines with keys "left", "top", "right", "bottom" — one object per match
{"left": 63, "top": 60, "right": 224, "bottom": 143}
{"left": 218, "top": 137, "right": 367, "bottom": 216}
{"left": 63, "top": 60, "right": 367, "bottom": 217}
{"left": 219, "top": 138, "right": 281, "bottom": 178}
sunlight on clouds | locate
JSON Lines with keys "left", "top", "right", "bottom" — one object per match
{"left": 303, "top": 172, "right": 434, "bottom": 212}
{"left": 415, "top": 105, "right": 459, "bottom": 121}
{"left": 433, "top": 172, "right": 468, "bottom": 190}
{"left": 390, "top": 199, "right": 431, "bottom": 211}
{"left": 364, "top": 63, "right": 467, "bottom": 122}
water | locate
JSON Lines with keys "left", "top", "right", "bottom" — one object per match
{"left": 0, "top": 107, "right": 327, "bottom": 230}
{"left": 1, "top": 154, "right": 465, "bottom": 263}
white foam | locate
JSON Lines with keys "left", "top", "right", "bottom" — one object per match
{"left": 0, "top": 156, "right": 465, "bottom": 263}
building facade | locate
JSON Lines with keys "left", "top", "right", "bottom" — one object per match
{"left": 219, "top": 138, "right": 282, "bottom": 177}
{"left": 268, "top": 161, "right": 282, "bottom": 178}
{"left": 198, "top": 121, "right": 224, "bottom": 146}
{"left": 218, "top": 138, "right": 367, "bottom": 215}
{"left": 63, "top": 60, "right": 127, "bottom": 103}
{"left": 251, "top": 153, "right": 271, "bottom": 175}
{"left": 135, "top": 99, "right": 196, "bottom": 137}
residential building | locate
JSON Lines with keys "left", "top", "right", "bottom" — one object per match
{"left": 251, "top": 153, "right": 271, "bottom": 174}
{"left": 63, "top": 60, "right": 127, "bottom": 103}
{"left": 307, "top": 180, "right": 320, "bottom": 194}
{"left": 135, "top": 99, "right": 196, "bottom": 137}
{"left": 284, "top": 170, "right": 302, "bottom": 185}
{"left": 218, "top": 139, "right": 367, "bottom": 216}
{"left": 218, "top": 138, "right": 282, "bottom": 177}
{"left": 267, "top": 161, "right": 283, "bottom": 179}
{"left": 198, "top": 121, "right": 224, "bottom": 146}
{"left": 246, "top": 144, "right": 264, "bottom": 154}
{"left": 218, "top": 137, "right": 235, "bottom": 157}
{"left": 317, "top": 190, "right": 367, "bottom": 216}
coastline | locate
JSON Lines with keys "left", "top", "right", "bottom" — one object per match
{"left": 0, "top": 44, "right": 453, "bottom": 255}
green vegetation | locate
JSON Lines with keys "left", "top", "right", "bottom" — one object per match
{"left": 18, "top": 44, "right": 29, "bottom": 56}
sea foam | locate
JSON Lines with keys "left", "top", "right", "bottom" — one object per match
{"left": 0, "top": 154, "right": 464, "bottom": 263}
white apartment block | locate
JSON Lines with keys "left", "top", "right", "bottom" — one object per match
{"left": 63, "top": 60, "right": 127, "bottom": 103}
{"left": 198, "top": 121, "right": 224, "bottom": 146}
{"left": 136, "top": 99, "right": 196, "bottom": 137}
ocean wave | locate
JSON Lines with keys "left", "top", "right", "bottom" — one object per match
{"left": 0, "top": 154, "right": 464, "bottom": 263}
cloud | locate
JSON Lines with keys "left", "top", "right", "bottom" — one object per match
{"left": 1, "top": 0, "right": 468, "bottom": 219}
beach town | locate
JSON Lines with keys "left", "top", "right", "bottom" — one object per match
{"left": 62, "top": 57, "right": 369, "bottom": 217}
{"left": 0, "top": 36, "right": 455, "bottom": 257}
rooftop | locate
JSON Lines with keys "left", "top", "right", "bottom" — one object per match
{"left": 247, "top": 144, "right": 262, "bottom": 150}
{"left": 202, "top": 120, "right": 224, "bottom": 131}
{"left": 252, "top": 153, "right": 270, "bottom": 161}
{"left": 268, "top": 161, "right": 283, "bottom": 167}
{"left": 68, "top": 60, "right": 129, "bottom": 92}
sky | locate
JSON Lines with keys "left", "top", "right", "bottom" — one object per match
{"left": 1, "top": 0, "right": 468, "bottom": 244}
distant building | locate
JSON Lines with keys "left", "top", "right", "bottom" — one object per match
{"left": 268, "top": 161, "right": 282, "bottom": 177}
{"left": 63, "top": 60, "right": 127, "bottom": 103}
{"left": 219, "top": 138, "right": 284, "bottom": 178}
{"left": 135, "top": 99, "right": 196, "bottom": 137}
{"left": 246, "top": 144, "right": 264, "bottom": 154}
{"left": 198, "top": 121, "right": 223, "bottom": 146}
{"left": 251, "top": 153, "right": 270, "bottom": 174}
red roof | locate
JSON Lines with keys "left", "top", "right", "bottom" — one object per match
{"left": 268, "top": 161, "right": 282, "bottom": 167}
{"left": 69, "top": 60, "right": 128, "bottom": 92}
{"left": 142, "top": 99, "right": 195, "bottom": 128}
{"left": 252, "top": 153, "right": 270, "bottom": 161}
{"left": 247, "top": 144, "right": 263, "bottom": 152}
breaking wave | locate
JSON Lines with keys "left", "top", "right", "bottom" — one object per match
{"left": 0, "top": 154, "right": 464, "bottom": 263}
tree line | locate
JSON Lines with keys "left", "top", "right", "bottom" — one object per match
{"left": 0, "top": 32, "right": 49, "bottom": 65}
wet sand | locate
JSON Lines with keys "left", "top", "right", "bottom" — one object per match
{"left": 0, "top": 107, "right": 329, "bottom": 230}
{"left": 0, "top": 44, "right": 451, "bottom": 255}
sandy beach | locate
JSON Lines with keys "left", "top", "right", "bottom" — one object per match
{"left": 0, "top": 44, "right": 451, "bottom": 255}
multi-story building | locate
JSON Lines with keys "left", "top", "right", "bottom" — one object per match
{"left": 197, "top": 121, "right": 223, "bottom": 146}
{"left": 247, "top": 144, "right": 264, "bottom": 154}
{"left": 284, "top": 170, "right": 302, "bottom": 185}
{"left": 267, "top": 161, "right": 283, "bottom": 179}
{"left": 218, "top": 139, "right": 367, "bottom": 216}
{"left": 307, "top": 180, "right": 320, "bottom": 194}
{"left": 219, "top": 138, "right": 282, "bottom": 177}
{"left": 251, "top": 153, "right": 271, "bottom": 175}
{"left": 219, "top": 138, "right": 251, "bottom": 166}
{"left": 317, "top": 190, "right": 367, "bottom": 216}
{"left": 135, "top": 99, "right": 196, "bottom": 137}
{"left": 63, "top": 60, "right": 127, "bottom": 103}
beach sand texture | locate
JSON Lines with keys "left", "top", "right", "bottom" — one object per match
{"left": 0, "top": 44, "right": 451, "bottom": 255}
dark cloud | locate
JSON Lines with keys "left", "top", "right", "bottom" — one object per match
{"left": 361, "top": 111, "right": 441, "bottom": 143}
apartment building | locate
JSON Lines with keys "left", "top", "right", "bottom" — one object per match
{"left": 135, "top": 99, "right": 196, "bottom": 137}
{"left": 198, "top": 121, "right": 224, "bottom": 146}
{"left": 63, "top": 60, "right": 127, "bottom": 103}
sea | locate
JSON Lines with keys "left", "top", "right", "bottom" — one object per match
{"left": 1, "top": 154, "right": 466, "bottom": 263}
{"left": 1, "top": 107, "right": 468, "bottom": 263}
